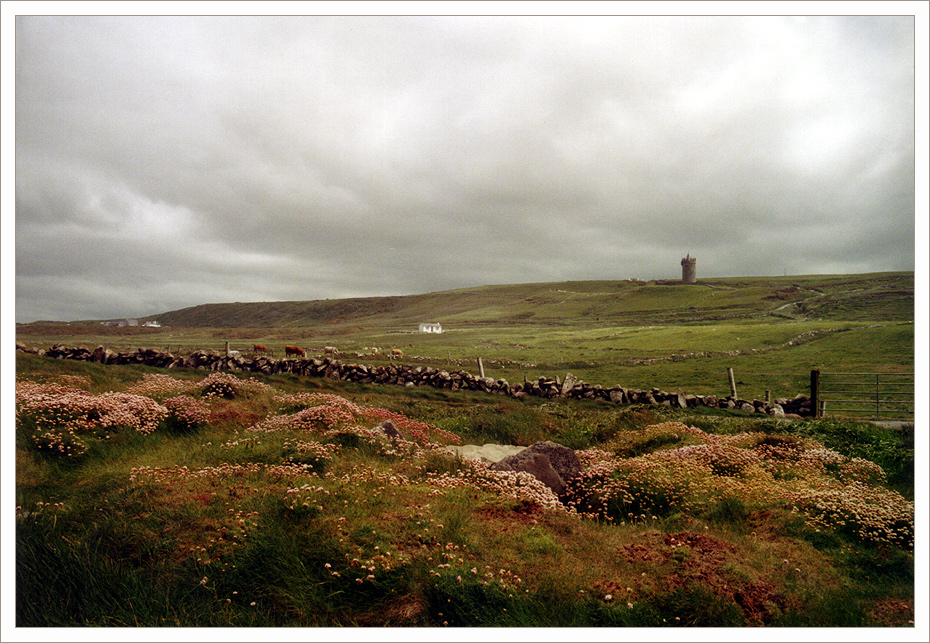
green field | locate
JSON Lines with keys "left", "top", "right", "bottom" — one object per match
{"left": 18, "top": 271, "right": 914, "bottom": 407}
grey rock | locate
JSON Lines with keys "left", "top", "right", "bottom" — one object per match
{"left": 490, "top": 441, "right": 581, "bottom": 497}
{"left": 377, "top": 419, "right": 404, "bottom": 441}
{"left": 491, "top": 451, "right": 565, "bottom": 495}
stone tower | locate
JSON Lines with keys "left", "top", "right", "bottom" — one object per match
{"left": 681, "top": 253, "right": 697, "bottom": 284}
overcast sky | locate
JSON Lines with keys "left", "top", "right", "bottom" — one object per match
{"left": 7, "top": 6, "right": 925, "bottom": 323}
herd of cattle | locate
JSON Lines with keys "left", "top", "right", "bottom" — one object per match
{"left": 251, "top": 344, "right": 404, "bottom": 360}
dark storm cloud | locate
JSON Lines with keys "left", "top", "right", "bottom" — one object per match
{"left": 9, "top": 9, "right": 921, "bottom": 322}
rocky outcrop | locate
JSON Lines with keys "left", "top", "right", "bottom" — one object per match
{"left": 17, "top": 343, "right": 813, "bottom": 417}
{"left": 491, "top": 441, "right": 582, "bottom": 498}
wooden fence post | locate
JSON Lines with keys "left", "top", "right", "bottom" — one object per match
{"left": 477, "top": 357, "right": 485, "bottom": 379}
{"left": 727, "top": 367, "right": 737, "bottom": 398}
{"left": 810, "top": 369, "right": 821, "bottom": 417}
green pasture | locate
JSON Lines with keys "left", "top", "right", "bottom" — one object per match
{"left": 16, "top": 319, "right": 912, "bottom": 403}
{"left": 17, "top": 271, "right": 913, "bottom": 403}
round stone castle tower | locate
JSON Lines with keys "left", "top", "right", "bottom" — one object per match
{"left": 681, "top": 253, "right": 697, "bottom": 284}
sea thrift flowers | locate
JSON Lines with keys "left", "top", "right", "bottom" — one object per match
{"left": 16, "top": 381, "right": 168, "bottom": 457}
{"left": 124, "top": 373, "right": 192, "bottom": 400}
{"left": 566, "top": 422, "right": 914, "bottom": 549}
{"left": 254, "top": 392, "right": 460, "bottom": 446}
{"left": 164, "top": 395, "right": 211, "bottom": 431}
{"left": 200, "top": 372, "right": 274, "bottom": 400}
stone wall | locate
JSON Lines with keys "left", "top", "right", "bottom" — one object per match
{"left": 16, "top": 343, "right": 813, "bottom": 417}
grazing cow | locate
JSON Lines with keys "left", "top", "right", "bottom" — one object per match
{"left": 253, "top": 344, "right": 268, "bottom": 355}
{"left": 285, "top": 345, "right": 306, "bottom": 358}
{"left": 390, "top": 348, "right": 404, "bottom": 359}
{"left": 324, "top": 346, "right": 339, "bottom": 357}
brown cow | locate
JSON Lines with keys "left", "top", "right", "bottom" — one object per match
{"left": 285, "top": 345, "right": 306, "bottom": 358}
{"left": 253, "top": 344, "right": 268, "bottom": 354}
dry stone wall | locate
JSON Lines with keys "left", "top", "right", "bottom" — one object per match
{"left": 17, "top": 343, "right": 813, "bottom": 417}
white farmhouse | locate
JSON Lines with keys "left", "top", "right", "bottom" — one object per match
{"left": 418, "top": 322, "right": 442, "bottom": 334}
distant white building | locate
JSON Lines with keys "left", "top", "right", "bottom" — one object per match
{"left": 418, "top": 322, "right": 442, "bottom": 334}
{"left": 143, "top": 320, "right": 161, "bottom": 328}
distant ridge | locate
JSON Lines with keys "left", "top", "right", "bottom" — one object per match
{"left": 124, "top": 272, "right": 913, "bottom": 330}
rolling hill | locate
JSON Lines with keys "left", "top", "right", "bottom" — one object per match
{"left": 132, "top": 272, "right": 913, "bottom": 329}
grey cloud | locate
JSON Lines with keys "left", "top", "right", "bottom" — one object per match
{"left": 12, "top": 13, "right": 918, "bottom": 323}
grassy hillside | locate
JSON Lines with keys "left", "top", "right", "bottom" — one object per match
{"left": 18, "top": 272, "right": 913, "bottom": 405}
{"left": 68, "top": 271, "right": 911, "bottom": 329}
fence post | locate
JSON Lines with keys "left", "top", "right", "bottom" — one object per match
{"left": 727, "top": 368, "right": 737, "bottom": 398}
{"left": 477, "top": 357, "right": 485, "bottom": 379}
{"left": 810, "top": 369, "right": 820, "bottom": 417}
{"left": 225, "top": 341, "right": 231, "bottom": 358}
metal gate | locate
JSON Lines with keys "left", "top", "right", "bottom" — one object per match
{"left": 812, "top": 370, "right": 914, "bottom": 420}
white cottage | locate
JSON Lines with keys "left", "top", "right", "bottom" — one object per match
{"left": 418, "top": 322, "right": 442, "bottom": 334}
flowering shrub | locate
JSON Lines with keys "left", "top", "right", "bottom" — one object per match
{"left": 200, "top": 372, "right": 274, "bottom": 400}
{"left": 125, "top": 374, "right": 192, "bottom": 400}
{"left": 788, "top": 482, "right": 914, "bottom": 549}
{"left": 164, "top": 395, "right": 212, "bottom": 433}
{"left": 273, "top": 392, "right": 361, "bottom": 413}
{"left": 16, "top": 381, "right": 168, "bottom": 457}
{"left": 256, "top": 393, "right": 461, "bottom": 446}
{"left": 252, "top": 404, "right": 356, "bottom": 434}
{"left": 567, "top": 422, "right": 914, "bottom": 549}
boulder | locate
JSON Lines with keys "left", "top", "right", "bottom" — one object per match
{"left": 377, "top": 419, "right": 404, "bottom": 441}
{"left": 526, "top": 441, "right": 582, "bottom": 482}
{"left": 490, "top": 441, "right": 581, "bottom": 497}
{"left": 492, "top": 451, "right": 565, "bottom": 495}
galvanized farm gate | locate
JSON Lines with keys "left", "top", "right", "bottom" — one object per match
{"left": 810, "top": 370, "right": 914, "bottom": 420}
